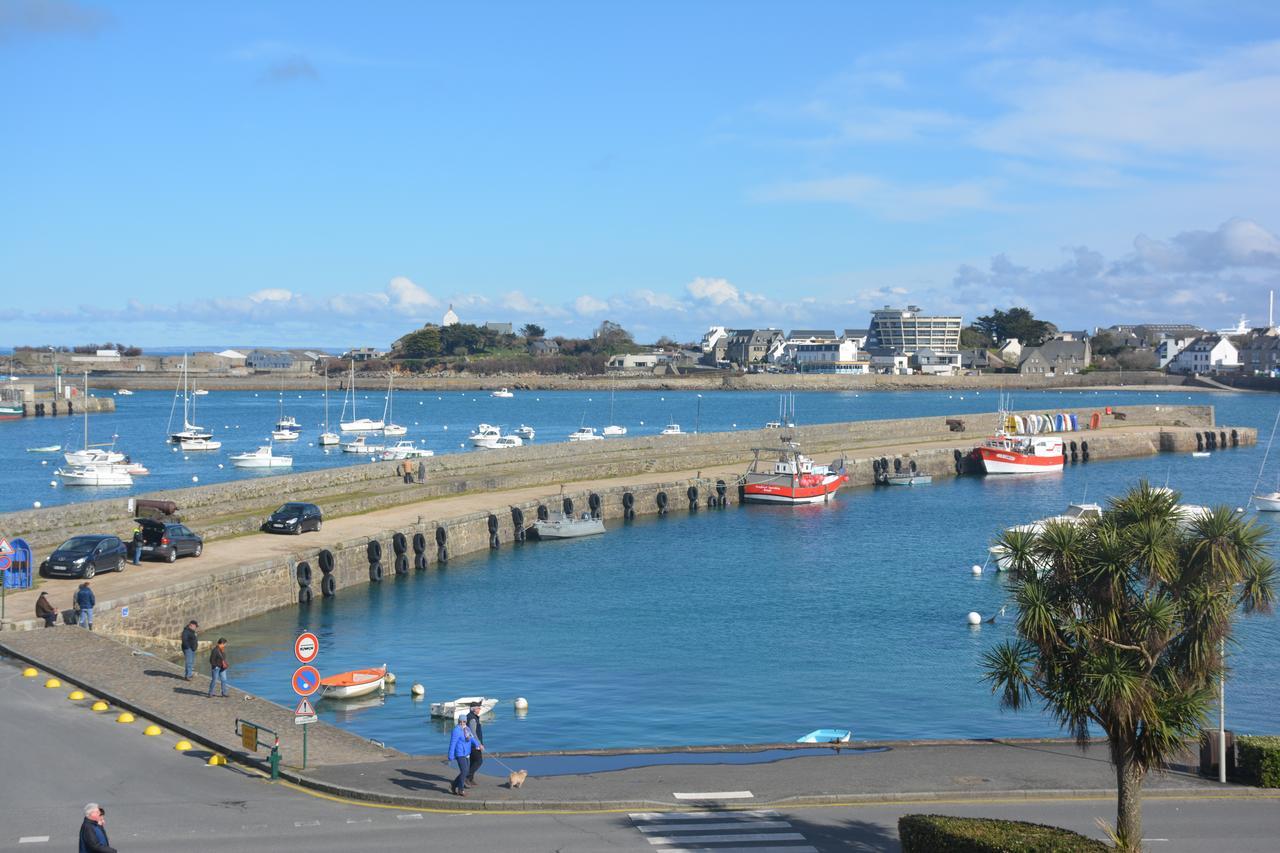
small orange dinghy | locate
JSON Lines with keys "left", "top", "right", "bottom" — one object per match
{"left": 318, "top": 664, "right": 387, "bottom": 699}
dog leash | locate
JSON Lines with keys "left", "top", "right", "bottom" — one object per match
{"left": 487, "top": 753, "right": 521, "bottom": 774}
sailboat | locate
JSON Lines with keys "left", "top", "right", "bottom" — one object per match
{"left": 319, "top": 369, "right": 339, "bottom": 446}
{"left": 602, "top": 387, "right": 626, "bottom": 436}
{"left": 275, "top": 375, "right": 299, "bottom": 431}
{"left": 167, "top": 354, "right": 213, "bottom": 442}
{"left": 764, "top": 393, "right": 796, "bottom": 429}
{"left": 382, "top": 374, "right": 406, "bottom": 436}
{"left": 57, "top": 373, "right": 135, "bottom": 487}
{"left": 339, "top": 360, "right": 384, "bottom": 432}
{"left": 1251, "top": 409, "right": 1280, "bottom": 511}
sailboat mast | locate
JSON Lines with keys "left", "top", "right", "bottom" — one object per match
{"left": 324, "top": 367, "right": 329, "bottom": 431}
{"left": 83, "top": 371, "right": 89, "bottom": 450}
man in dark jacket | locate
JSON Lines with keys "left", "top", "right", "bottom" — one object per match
{"left": 79, "top": 803, "right": 117, "bottom": 852}
{"left": 36, "top": 592, "right": 58, "bottom": 627}
{"left": 74, "top": 582, "right": 95, "bottom": 631}
{"left": 465, "top": 702, "right": 485, "bottom": 785}
{"left": 180, "top": 620, "right": 199, "bottom": 680}
{"left": 207, "top": 638, "right": 229, "bottom": 698}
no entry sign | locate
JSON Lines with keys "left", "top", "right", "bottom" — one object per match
{"left": 294, "top": 632, "right": 319, "bottom": 664}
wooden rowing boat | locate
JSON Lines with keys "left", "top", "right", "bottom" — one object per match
{"left": 318, "top": 665, "right": 387, "bottom": 699}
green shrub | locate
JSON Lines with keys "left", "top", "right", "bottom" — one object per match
{"left": 1235, "top": 735, "right": 1280, "bottom": 788}
{"left": 898, "top": 814, "right": 1110, "bottom": 852}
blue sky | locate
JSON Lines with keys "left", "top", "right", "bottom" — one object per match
{"left": 4, "top": 0, "right": 1280, "bottom": 347}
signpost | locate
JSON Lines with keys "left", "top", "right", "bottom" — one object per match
{"left": 292, "top": 665, "right": 320, "bottom": 696}
{"left": 292, "top": 633, "right": 321, "bottom": 768}
{"left": 294, "top": 632, "right": 318, "bottom": 664}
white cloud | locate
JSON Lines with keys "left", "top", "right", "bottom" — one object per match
{"left": 248, "top": 288, "right": 294, "bottom": 303}
{"left": 686, "top": 277, "right": 741, "bottom": 306}
{"left": 754, "top": 174, "right": 1004, "bottom": 220}
{"left": 386, "top": 276, "right": 439, "bottom": 310}
{"left": 574, "top": 295, "right": 609, "bottom": 315}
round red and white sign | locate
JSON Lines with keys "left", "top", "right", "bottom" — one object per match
{"left": 294, "top": 632, "right": 319, "bottom": 664}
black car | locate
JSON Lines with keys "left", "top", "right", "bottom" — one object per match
{"left": 40, "top": 535, "right": 128, "bottom": 579}
{"left": 134, "top": 519, "right": 203, "bottom": 563}
{"left": 263, "top": 502, "right": 323, "bottom": 535}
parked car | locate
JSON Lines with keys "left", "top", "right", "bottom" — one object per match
{"left": 39, "top": 535, "right": 128, "bottom": 579}
{"left": 135, "top": 518, "right": 203, "bottom": 563}
{"left": 262, "top": 502, "right": 323, "bottom": 535}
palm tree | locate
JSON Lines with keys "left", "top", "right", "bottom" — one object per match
{"left": 982, "top": 481, "right": 1274, "bottom": 851}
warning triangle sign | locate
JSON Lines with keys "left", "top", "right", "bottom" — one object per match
{"left": 295, "top": 698, "right": 315, "bottom": 717}
{"left": 0, "top": 538, "right": 12, "bottom": 555}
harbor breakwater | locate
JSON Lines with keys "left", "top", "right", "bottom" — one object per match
{"left": 1, "top": 404, "right": 1250, "bottom": 639}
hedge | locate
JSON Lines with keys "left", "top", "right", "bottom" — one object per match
{"left": 1235, "top": 735, "right": 1280, "bottom": 788}
{"left": 899, "top": 814, "right": 1110, "bottom": 852}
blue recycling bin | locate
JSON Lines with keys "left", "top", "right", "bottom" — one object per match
{"left": 2, "top": 538, "right": 34, "bottom": 590}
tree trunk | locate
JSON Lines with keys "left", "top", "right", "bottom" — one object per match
{"left": 1115, "top": 751, "right": 1145, "bottom": 851}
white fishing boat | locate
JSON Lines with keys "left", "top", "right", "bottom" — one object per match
{"left": 567, "top": 426, "right": 603, "bottom": 442}
{"left": 229, "top": 444, "right": 293, "bottom": 469}
{"left": 56, "top": 465, "right": 133, "bottom": 487}
{"left": 319, "top": 369, "right": 339, "bottom": 446}
{"left": 492, "top": 435, "right": 523, "bottom": 449}
{"left": 115, "top": 389, "right": 133, "bottom": 396}
{"left": 167, "top": 354, "right": 213, "bottom": 441}
{"left": 491, "top": 387, "right": 514, "bottom": 398}
{"left": 179, "top": 438, "right": 221, "bottom": 451}
{"left": 379, "top": 440, "right": 434, "bottom": 460}
{"left": 515, "top": 425, "right": 536, "bottom": 440}
{"left": 271, "top": 429, "right": 300, "bottom": 441}
{"left": 469, "top": 423, "right": 502, "bottom": 448}
{"left": 533, "top": 511, "right": 606, "bottom": 539}
{"left": 660, "top": 423, "right": 684, "bottom": 435}
{"left": 429, "top": 696, "right": 499, "bottom": 721}
{"left": 339, "top": 359, "right": 384, "bottom": 431}
{"left": 342, "top": 434, "right": 383, "bottom": 454}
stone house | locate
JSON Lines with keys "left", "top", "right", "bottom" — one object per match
{"left": 724, "top": 329, "right": 784, "bottom": 365}
{"left": 1018, "top": 339, "right": 1092, "bottom": 375}
{"left": 529, "top": 339, "right": 561, "bottom": 357}
{"left": 1239, "top": 333, "right": 1280, "bottom": 376}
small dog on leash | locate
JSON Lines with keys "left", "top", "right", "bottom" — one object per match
{"left": 507, "top": 769, "right": 528, "bottom": 789}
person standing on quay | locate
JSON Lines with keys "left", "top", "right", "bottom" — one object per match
{"left": 75, "top": 582, "right": 95, "bottom": 630}
{"left": 78, "top": 803, "right": 117, "bottom": 852}
{"left": 447, "top": 719, "right": 480, "bottom": 796}
{"left": 130, "top": 524, "right": 143, "bottom": 566}
{"left": 180, "top": 620, "right": 199, "bottom": 680}
{"left": 207, "top": 637, "right": 229, "bottom": 698}
{"left": 465, "top": 702, "right": 485, "bottom": 786}
{"left": 36, "top": 591, "right": 59, "bottom": 627}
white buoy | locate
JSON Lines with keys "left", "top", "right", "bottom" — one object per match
{"left": 41, "top": 460, "right": 47, "bottom": 465}
{"left": 50, "top": 480, "right": 57, "bottom": 487}
{"left": 385, "top": 672, "right": 397, "bottom": 684}
{"left": 967, "top": 611, "right": 982, "bottom": 626}
{"left": 217, "top": 463, "right": 224, "bottom": 469}
{"left": 411, "top": 684, "right": 425, "bottom": 697}
{"left": 514, "top": 697, "right": 529, "bottom": 710}
{"left": 192, "top": 476, "right": 199, "bottom": 482}
{"left": 171, "top": 447, "right": 178, "bottom": 452}
{"left": 971, "top": 564, "right": 983, "bottom": 576}
{"left": 33, "top": 501, "right": 42, "bottom": 508}
{"left": 443, "top": 425, "right": 448, "bottom": 430}
{"left": 183, "top": 455, "right": 189, "bottom": 460}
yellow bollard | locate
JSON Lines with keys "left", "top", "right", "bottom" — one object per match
{"left": 207, "top": 753, "right": 227, "bottom": 766}
{"left": 22, "top": 667, "right": 38, "bottom": 678}
{"left": 116, "top": 712, "right": 135, "bottom": 724}
{"left": 44, "top": 678, "right": 62, "bottom": 689}
{"left": 143, "top": 724, "right": 163, "bottom": 736}
{"left": 68, "top": 690, "right": 86, "bottom": 701}
{"left": 91, "top": 701, "right": 109, "bottom": 712}
{"left": 174, "top": 740, "right": 193, "bottom": 751}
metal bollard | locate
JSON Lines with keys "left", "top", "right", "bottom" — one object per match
{"left": 269, "top": 738, "right": 281, "bottom": 780}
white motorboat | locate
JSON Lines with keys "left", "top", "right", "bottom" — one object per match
{"left": 230, "top": 445, "right": 293, "bottom": 468}
{"left": 271, "top": 429, "right": 300, "bottom": 441}
{"left": 275, "top": 415, "right": 299, "bottom": 430}
{"left": 534, "top": 511, "right": 606, "bottom": 539}
{"left": 469, "top": 423, "right": 502, "bottom": 448}
{"left": 115, "top": 389, "right": 133, "bottom": 396}
{"left": 1254, "top": 492, "right": 1280, "bottom": 512}
{"left": 64, "top": 447, "right": 125, "bottom": 466}
{"left": 342, "top": 435, "right": 384, "bottom": 454}
{"left": 319, "top": 431, "right": 340, "bottom": 446}
{"left": 56, "top": 465, "right": 133, "bottom": 487}
{"left": 380, "top": 440, "right": 434, "bottom": 460}
{"left": 491, "top": 388, "right": 514, "bottom": 398}
{"left": 339, "top": 359, "right": 384, "bottom": 431}
{"left": 383, "top": 423, "right": 407, "bottom": 436}
{"left": 602, "top": 424, "right": 627, "bottom": 436}
{"left": 167, "top": 354, "right": 213, "bottom": 441}
{"left": 429, "top": 696, "right": 499, "bottom": 721}
{"left": 515, "top": 425, "right": 536, "bottom": 440}
{"left": 26, "top": 445, "right": 62, "bottom": 453}
{"left": 193, "top": 389, "right": 209, "bottom": 396}
{"left": 492, "top": 435, "right": 523, "bottom": 449}
{"left": 660, "top": 423, "right": 684, "bottom": 435}
{"left": 567, "top": 426, "right": 603, "bottom": 442}
{"left": 180, "top": 438, "right": 222, "bottom": 451}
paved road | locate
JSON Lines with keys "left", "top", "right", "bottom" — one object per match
{"left": 3, "top": 659, "right": 1276, "bottom": 852}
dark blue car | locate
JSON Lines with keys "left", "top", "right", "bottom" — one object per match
{"left": 40, "top": 535, "right": 128, "bottom": 579}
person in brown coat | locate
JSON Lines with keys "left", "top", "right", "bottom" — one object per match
{"left": 36, "top": 592, "right": 59, "bottom": 627}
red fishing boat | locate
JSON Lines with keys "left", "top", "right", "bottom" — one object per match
{"left": 972, "top": 432, "right": 1065, "bottom": 474}
{"left": 741, "top": 442, "right": 848, "bottom": 504}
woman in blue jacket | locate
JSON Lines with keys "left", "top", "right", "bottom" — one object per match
{"left": 447, "top": 720, "right": 481, "bottom": 796}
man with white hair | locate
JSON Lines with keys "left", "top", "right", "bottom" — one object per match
{"left": 79, "top": 803, "right": 117, "bottom": 852}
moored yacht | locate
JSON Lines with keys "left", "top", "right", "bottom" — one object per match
{"left": 341, "top": 434, "right": 384, "bottom": 454}
{"left": 469, "top": 423, "right": 502, "bottom": 448}
{"left": 567, "top": 426, "right": 603, "bottom": 442}
{"left": 56, "top": 465, "right": 134, "bottom": 487}
{"left": 230, "top": 444, "right": 292, "bottom": 468}
{"left": 379, "top": 440, "right": 434, "bottom": 460}
{"left": 515, "top": 425, "right": 536, "bottom": 440}
{"left": 491, "top": 388, "right": 514, "bottom": 398}
{"left": 660, "top": 423, "right": 684, "bottom": 435}
{"left": 180, "top": 437, "right": 222, "bottom": 451}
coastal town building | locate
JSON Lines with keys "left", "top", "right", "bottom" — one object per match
{"left": 1167, "top": 335, "right": 1239, "bottom": 375}
{"left": 724, "top": 329, "right": 784, "bottom": 366}
{"left": 1239, "top": 331, "right": 1280, "bottom": 376}
{"left": 344, "top": 347, "right": 383, "bottom": 362}
{"left": 1154, "top": 336, "right": 1198, "bottom": 369}
{"left": 866, "top": 305, "right": 962, "bottom": 356}
{"left": 244, "top": 349, "right": 295, "bottom": 371}
{"left": 484, "top": 322, "right": 514, "bottom": 335}
{"left": 529, "top": 339, "right": 561, "bottom": 357}
{"left": 1099, "top": 323, "right": 1206, "bottom": 348}
{"left": 606, "top": 352, "right": 662, "bottom": 370}
{"left": 996, "top": 339, "right": 1023, "bottom": 362}
{"left": 1018, "top": 339, "right": 1092, "bottom": 375}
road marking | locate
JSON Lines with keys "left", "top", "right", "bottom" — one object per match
{"left": 672, "top": 790, "right": 754, "bottom": 800}
{"left": 644, "top": 834, "right": 809, "bottom": 845}
{"left": 346, "top": 818, "right": 372, "bottom": 824}
{"left": 631, "top": 811, "right": 814, "bottom": 851}
{"left": 396, "top": 813, "right": 423, "bottom": 820}
{"left": 630, "top": 811, "right": 779, "bottom": 820}
{"left": 293, "top": 820, "right": 320, "bottom": 827}
{"left": 18, "top": 837, "right": 49, "bottom": 844}
{"left": 637, "top": 820, "right": 792, "bottom": 832}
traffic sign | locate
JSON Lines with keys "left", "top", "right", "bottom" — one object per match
{"left": 294, "top": 697, "right": 315, "bottom": 717}
{"left": 294, "top": 632, "right": 319, "bottom": 664}
{"left": 294, "top": 715, "right": 318, "bottom": 726}
{"left": 0, "top": 555, "right": 10, "bottom": 572}
{"left": 292, "top": 665, "right": 321, "bottom": 696}
{"left": 0, "top": 538, "right": 12, "bottom": 555}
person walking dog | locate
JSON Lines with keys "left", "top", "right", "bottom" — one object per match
{"left": 447, "top": 719, "right": 481, "bottom": 796}
{"left": 74, "top": 582, "right": 95, "bottom": 630}
{"left": 78, "top": 803, "right": 117, "bottom": 853}
{"left": 465, "top": 702, "right": 485, "bottom": 785}
{"left": 180, "top": 620, "right": 199, "bottom": 680}
{"left": 207, "top": 638, "right": 229, "bottom": 698}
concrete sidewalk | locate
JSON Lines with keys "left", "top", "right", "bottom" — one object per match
{"left": 2, "top": 629, "right": 1266, "bottom": 813}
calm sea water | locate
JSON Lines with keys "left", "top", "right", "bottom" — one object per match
{"left": 0, "top": 385, "right": 1261, "bottom": 513}
{"left": 215, "top": 389, "right": 1280, "bottom": 753}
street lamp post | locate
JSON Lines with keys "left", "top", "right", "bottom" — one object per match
{"left": 695, "top": 394, "right": 702, "bottom": 434}
{"left": 1219, "top": 636, "right": 1227, "bottom": 784}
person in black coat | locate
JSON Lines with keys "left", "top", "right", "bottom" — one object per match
{"left": 465, "top": 702, "right": 484, "bottom": 785}
{"left": 79, "top": 803, "right": 117, "bottom": 853}
{"left": 180, "top": 620, "right": 199, "bottom": 680}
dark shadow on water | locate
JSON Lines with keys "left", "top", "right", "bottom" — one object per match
{"left": 474, "top": 746, "right": 892, "bottom": 778}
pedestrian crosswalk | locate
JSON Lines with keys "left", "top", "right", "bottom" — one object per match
{"left": 628, "top": 810, "right": 817, "bottom": 851}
